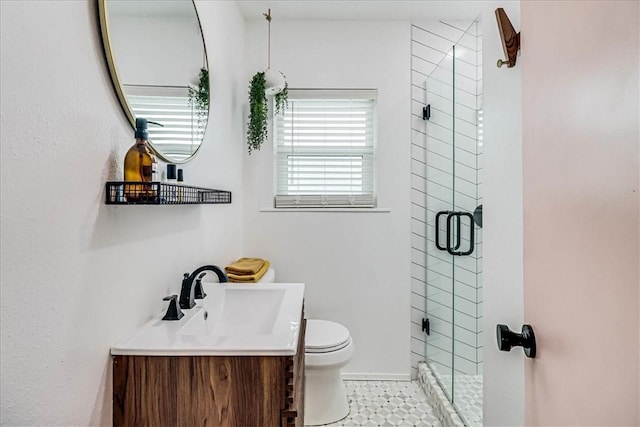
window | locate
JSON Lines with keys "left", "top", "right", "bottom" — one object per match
{"left": 125, "top": 85, "right": 206, "bottom": 162}
{"left": 274, "top": 89, "right": 377, "bottom": 208}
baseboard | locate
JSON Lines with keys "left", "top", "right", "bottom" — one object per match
{"left": 341, "top": 373, "right": 412, "bottom": 381}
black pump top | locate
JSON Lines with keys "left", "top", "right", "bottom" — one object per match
{"left": 167, "top": 164, "right": 177, "bottom": 180}
{"left": 135, "top": 118, "right": 149, "bottom": 139}
{"left": 134, "top": 118, "right": 163, "bottom": 139}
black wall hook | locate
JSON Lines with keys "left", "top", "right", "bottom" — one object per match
{"left": 496, "top": 324, "right": 536, "bottom": 358}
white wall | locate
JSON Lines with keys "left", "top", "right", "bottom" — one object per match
{"left": 481, "top": 3, "right": 524, "bottom": 426}
{"left": 243, "top": 20, "right": 412, "bottom": 378}
{"left": 0, "top": 1, "right": 245, "bottom": 425}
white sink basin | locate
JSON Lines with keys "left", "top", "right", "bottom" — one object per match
{"left": 111, "top": 283, "right": 304, "bottom": 356}
{"left": 179, "top": 288, "right": 286, "bottom": 336}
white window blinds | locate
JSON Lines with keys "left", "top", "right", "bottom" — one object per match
{"left": 124, "top": 85, "right": 206, "bottom": 162}
{"left": 274, "top": 89, "right": 377, "bottom": 208}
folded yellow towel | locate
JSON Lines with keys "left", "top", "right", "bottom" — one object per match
{"left": 228, "top": 260, "right": 270, "bottom": 283}
{"left": 225, "top": 257, "right": 267, "bottom": 275}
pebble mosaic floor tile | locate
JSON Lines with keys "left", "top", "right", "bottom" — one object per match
{"left": 418, "top": 363, "right": 483, "bottom": 427}
{"left": 450, "top": 375, "right": 482, "bottom": 427}
{"left": 431, "top": 374, "right": 483, "bottom": 427}
{"left": 320, "top": 380, "right": 443, "bottom": 426}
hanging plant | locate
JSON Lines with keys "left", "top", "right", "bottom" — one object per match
{"left": 274, "top": 77, "right": 289, "bottom": 115}
{"left": 247, "top": 71, "right": 268, "bottom": 154}
{"left": 188, "top": 67, "right": 210, "bottom": 130}
{"left": 247, "top": 72, "right": 289, "bottom": 154}
{"left": 246, "top": 9, "right": 289, "bottom": 154}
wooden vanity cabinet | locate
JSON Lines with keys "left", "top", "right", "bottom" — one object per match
{"left": 112, "top": 318, "right": 306, "bottom": 427}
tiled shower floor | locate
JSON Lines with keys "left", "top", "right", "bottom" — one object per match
{"left": 320, "top": 380, "right": 443, "bottom": 426}
{"left": 450, "top": 374, "right": 482, "bottom": 427}
{"left": 428, "top": 368, "right": 483, "bottom": 427}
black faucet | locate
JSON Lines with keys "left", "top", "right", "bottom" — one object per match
{"left": 179, "top": 265, "right": 229, "bottom": 309}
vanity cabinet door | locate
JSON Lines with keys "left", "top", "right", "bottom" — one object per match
{"left": 113, "top": 355, "right": 290, "bottom": 426}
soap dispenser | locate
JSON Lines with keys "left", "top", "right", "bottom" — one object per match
{"left": 124, "top": 118, "right": 159, "bottom": 201}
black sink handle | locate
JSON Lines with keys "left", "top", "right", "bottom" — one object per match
{"left": 194, "top": 272, "right": 208, "bottom": 300}
{"left": 496, "top": 324, "right": 536, "bottom": 358}
{"left": 162, "top": 295, "right": 184, "bottom": 321}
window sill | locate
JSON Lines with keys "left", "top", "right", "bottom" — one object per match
{"left": 259, "top": 208, "right": 391, "bottom": 213}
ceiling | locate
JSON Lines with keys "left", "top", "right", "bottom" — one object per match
{"left": 236, "top": 0, "right": 513, "bottom": 21}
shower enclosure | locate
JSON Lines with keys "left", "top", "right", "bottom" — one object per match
{"left": 411, "top": 19, "right": 483, "bottom": 426}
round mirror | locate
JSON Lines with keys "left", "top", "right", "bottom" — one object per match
{"left": 99, "top": 0, "right": 209, "bottom": 163}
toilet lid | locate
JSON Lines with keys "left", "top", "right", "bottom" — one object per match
{"left": 305, "top": 319, "right": 351, "bottom": 353}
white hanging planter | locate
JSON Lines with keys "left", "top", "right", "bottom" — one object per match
{"left": 264, "top": 68, "right": 286, "bottom": 96}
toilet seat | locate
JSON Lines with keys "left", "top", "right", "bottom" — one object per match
{"left": 305, "top": 319, "right": 351, "bottom": 354}
{"left": 307, "top": 336, "right": 352, "bottom": 353}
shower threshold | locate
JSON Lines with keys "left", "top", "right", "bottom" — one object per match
{"left": 418, "top": 362, "right": 483, "bottom": 427}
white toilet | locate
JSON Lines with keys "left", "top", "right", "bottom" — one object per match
{"left": 260, "top": 268, "right": 354, "bottom": 426}
{"left": 304, "top": 319, "right": 355, "bottom": 426}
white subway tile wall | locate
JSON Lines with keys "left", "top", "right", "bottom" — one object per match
{"left": 410, "top": 20, "right": 483, "bottom": 382}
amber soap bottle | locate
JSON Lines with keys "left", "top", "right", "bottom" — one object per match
{"left": 124, "top": 118, "right": 158, "bottom": 201}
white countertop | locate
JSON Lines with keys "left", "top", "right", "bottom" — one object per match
{"left": 111, "top": 282, "right": 305, "bottom": 356}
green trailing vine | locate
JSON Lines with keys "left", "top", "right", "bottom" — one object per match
{"left": 188, "top": 67, "right": 210, "bottom": 130}
{"left": 247, "top": 72, "right": 268, "bottom": 154}
{"left": 247, "top": 71, "right": 289, "bottom": 154}
{"left": 274, "top": 77, "right": 289, "bottom": 115}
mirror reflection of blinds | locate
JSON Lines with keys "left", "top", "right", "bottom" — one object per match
{"left": 274, "top": 90, "right": 377, "bottom": 208}
{"left": 124, "top": 85, "right": 205, "bottom": 162}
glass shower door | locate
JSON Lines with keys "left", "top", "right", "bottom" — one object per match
{"left": 424, "top": 43, "right": 455, "bottom": 399}
{"left": 450, "top": 20, "right": 483, "bottom": 427}
{"left": 423, "top": 19, "right": 483, "bottom": 427}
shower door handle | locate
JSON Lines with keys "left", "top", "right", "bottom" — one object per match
{"left": 435, "top": 211, "right": 450, "bottom": 251}
{"left": 446, "top": 212, "right": 475, "bottom": 256}
{"left": 452, "top": 212, "right": 462, "bottom": 251}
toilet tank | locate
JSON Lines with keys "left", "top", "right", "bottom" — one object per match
{"left": 258, "top": 268, "right": 275, "bottom": 283}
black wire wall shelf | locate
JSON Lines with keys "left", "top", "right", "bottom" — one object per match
{"left": 105, "top": 181, "right": 232, "bottom": 205}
